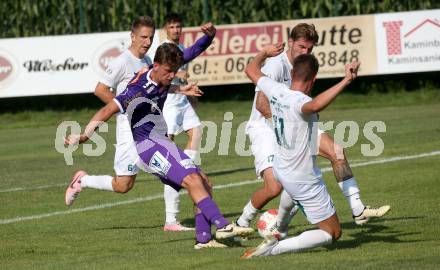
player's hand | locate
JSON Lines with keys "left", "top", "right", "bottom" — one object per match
{"left": 201, "top": 22, "right": 216, "bottom": 37}
{"left": 263, "top": 43, "right": 285, "bottom": 58}
{"left": 176, "top": 70, "right": 189, "bottom": 81}
{"left": 64, "top": 134, "right": 88, "bottom": 145}
{"left": 179, "top": 81, "right": 204, "bottom": 97}
{"left": 344, "top": 61, "right": 361, "bottom": 83}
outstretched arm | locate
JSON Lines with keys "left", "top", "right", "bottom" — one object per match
{"left": 302, "top": 61, "right": 360, "bottom": 114}
{"left": 245, "top": 43, "right": 285, "bottom": 85}
{"left": 168, "top": 82, "right": 204, "bottom": 97}
{"left": 182, "top": 22, "right": 216, "bottom": 64}
{"left": 65, "top": 101, "right": 120, "bottom": 145}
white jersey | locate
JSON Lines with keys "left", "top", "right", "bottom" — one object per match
{"left": 149, "top": 39, "right": 190, "bottom": 108}
{"left": 257, "top": 76, "right": 322, "bottom": 184}
{"left": 246, "top": 52, "right": 292, "bottom": 133}
{"left": 100, "top": 50, "right": 152, "bottom": 144}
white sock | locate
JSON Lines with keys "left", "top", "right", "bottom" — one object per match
{"left": 80, "top": 175, "right": 114, "bottom": 191}
{"left": 237, "top": 200, "right": 258, "bottom": 227}
{"left": 184, "top": 149, "right": 201, "bottom": 166}
{"left": 271, "top": 229, "right": 333, "bottom": 255}
{"left": 164, "top": 184, "right": 180, "bottom": 224}
{"left": 338, "top": 177, "right": 365, "bottom": 216}
{"left": 276, "top": 190, "right": 298, "bottom": 231}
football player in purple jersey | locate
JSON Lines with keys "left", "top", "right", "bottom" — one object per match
{"left": 65, "top": 22, "right": 254, "bottom": 249}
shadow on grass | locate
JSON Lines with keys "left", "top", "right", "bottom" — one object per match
{"left": 95, "top": 224, "right": 163, "bottom": 230}
{"left": 206, "top": 167, "right": 254, "bottom": 177}
{"left": 94, "top": 212, "right": 245, "bottom": 233}
{"left": 271, "top": 215, "right": 425, "bottom": 252}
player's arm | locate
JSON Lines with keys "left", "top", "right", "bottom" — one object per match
{"left": 94, "top": 82, "right": 115, "bottom": 104}
{"left": 182, "top": 22, "right": 216, "bottom": 64}
{"left": 256, "top": 91, "right": 272, "bottom": 119}
{"left": 302, "top": 61, "right": 360, "bottom": 114}
{"left": 175, "top": 70, "right": 189, "bottom": 81}
{"left": 65, "top": 101, "right": 119, "bottom": 145}
{"left": 95, "top": 56, "right": 124, "bottom": 104}
{"left": 168, "top": 82, "right": 203, "bottom": 96}
{"left": 245, "top": 43, "right": 285, "bottom": 85}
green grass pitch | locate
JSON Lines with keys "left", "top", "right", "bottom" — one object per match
{"left": 0, "top": 90, "right": 439, "bottom": 269}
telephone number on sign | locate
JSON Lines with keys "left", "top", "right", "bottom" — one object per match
{"left": 313, "top": 49, "right": 359, "bottom": 67}
{"left": 222, "top": 50, "right": 359, "bottom": 73}
{"left": 224, "top": 56, "right": 255, "bottom": 73}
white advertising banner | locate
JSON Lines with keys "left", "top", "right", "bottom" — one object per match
{"left": 375, "top": 9, "right": 440, "bottom": 74}
{"left": 0, "top": 9, "right": 439, "bottom": 98}
{"left": 0, "top": 32, "right": 136, "bottom": 98}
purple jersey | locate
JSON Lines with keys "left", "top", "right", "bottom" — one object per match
{"left": 113, "top": 34, "right": 213, "bottom": 142}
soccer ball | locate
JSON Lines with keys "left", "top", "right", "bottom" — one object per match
{"left": 257, "top": 209, "right": 281, "bottom": 239}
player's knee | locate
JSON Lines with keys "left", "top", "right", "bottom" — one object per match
{"left": 183, "top": 173, "right": 205, "bottom": 191}
{"left": 262, "top": 170, "right": 282, "bottom": 198}
{"left": 189, "top": 126, "right": 202, "bottom": 144}
{"left": 332, "top": 226, "right": 342, "bottom": 241}
{"left": 113, "top": 179, "right": 134, "bottom": 193}
{"left": 333, "top": 227, "right": 342, "bottom": 241}
{"left": 329, "top": 143, "right": 345, "bottom": 162}
{"left": 113, "top": 184, "right": 131, "bottom": 193}
{"left": 194, "top": 126, "right": 203, "bottom": 139}
{"left": 265, "top": 182, "right": 282, "bottom": 199}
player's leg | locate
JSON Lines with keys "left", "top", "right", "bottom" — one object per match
{"left": 65, "top": 142, "right": 139, "bottom": 205}
{"left": 242, "top": 179, "right": 339, "bottom": 258}
{"left": 318, "top": 133, "right": 390, "bottom": 224}
{"left": 65, "top": 173, "right": 137, "bottom": 205}
{"left": 182, "top": 104, "right": 203, "bottom": 165}
{"left": 237, "top": 128, "right": 296, "bottom": 227}
{"left": 237, "top": 167, "right": 283, "bottom": 227}
{"left": 162, "top": 107, "right": 193, "bottom": 231}
{"left": 181, "top": 173, "right": 254, "bottom": 240}
{"left": 275, "top": 189, "right": 299, "bottom": 238}
{"left": 139, "top": 139, "right": 254, "bottom": 245}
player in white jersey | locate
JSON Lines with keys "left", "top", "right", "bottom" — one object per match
{"left": 237, "top": 24, "right": 390, "bottom": 234}
{"left": 147, "top": 13, "right": 203, "bottom": 231}
{"left": 64, "top": 16, "right": 192, "bottom": 231}
{"left": 242, "top": 43, "right": 360, "bottom": 258}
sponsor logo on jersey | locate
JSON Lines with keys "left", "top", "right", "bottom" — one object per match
{"left": 149, "top": 151, "right": 171, "bottom": 176}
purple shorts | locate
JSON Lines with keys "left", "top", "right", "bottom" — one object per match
{"left": 135, "top": 137, "right": 199, "bottom": 191}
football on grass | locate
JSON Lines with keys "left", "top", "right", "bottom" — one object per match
{"left": 257, "top": 209, "right": 281, "bottom": 239}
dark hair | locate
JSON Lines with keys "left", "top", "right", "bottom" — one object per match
{"left": 164, "top": 13, "right": 183, "bottom": 26}
{"left": 154, "top": 43, "right": 184, "bottom": 70}
{"left": 292, "top": 54, "right": 319, "bottom": 82}
{"left": 131, "top": 16, "right": 155, "bottom": 33}
{"left": 289, "top": 23, "right": 319, "bottom": 44}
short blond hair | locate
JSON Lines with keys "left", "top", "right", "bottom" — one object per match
{"left": 290, "top": 23, "right": 319, "bottom": 44}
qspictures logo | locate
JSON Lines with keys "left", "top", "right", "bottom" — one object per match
{"left": 383, "top": 18, "right": 440, "bottom": 65}
{"left": 0, "top": 50, "right": 18, "bottom": 89}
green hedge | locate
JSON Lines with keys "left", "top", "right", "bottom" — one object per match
{"left": 1, "top": 0, "right": 438, "bottom": 38}
{"left": 1, "top": 0, "right": 438, "bottom": 106}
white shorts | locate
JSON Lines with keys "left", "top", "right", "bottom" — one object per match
{"left": 114, "top": 141, "right": 140, "bottom": 176}
{"left": 248, "top": 126, "right": 276, "bottom": 177}
{"left": 163, "top": 104, "right": 201, "bottom": 135}
{"left": 274, "top": 169, "right": 335, "bottom": 224}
